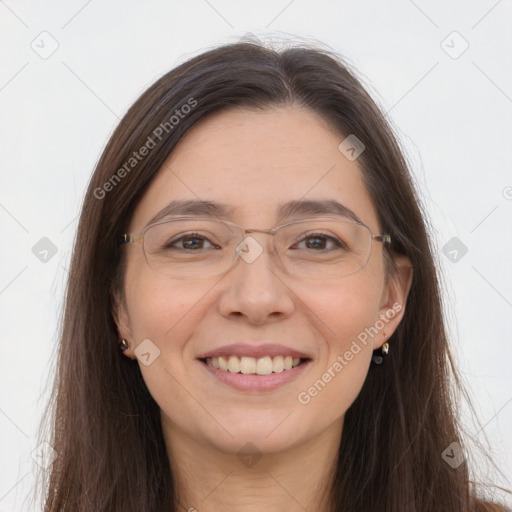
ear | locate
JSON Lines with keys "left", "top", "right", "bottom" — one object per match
{"left": 373, "top": 254, "right": 414, "bottom": 350}
{"left": 112, "top": 289, "right": 136, "bottom": 359}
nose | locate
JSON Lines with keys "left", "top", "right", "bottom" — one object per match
{"left": 216, "top": 235, "right": 295, "bottom": 325}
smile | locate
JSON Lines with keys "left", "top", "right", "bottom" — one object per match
{"left": 204, "top": 355, "right": 303, "bottom": 375}
{"left": 199, "top": 356, "right": 312, "bottom": 392}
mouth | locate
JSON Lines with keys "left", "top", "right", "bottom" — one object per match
{"left": 197, "top": 355, "right": 312, "bottom": 392}
{"left": 199, "top": 355, "right": 311, "bottom": 375}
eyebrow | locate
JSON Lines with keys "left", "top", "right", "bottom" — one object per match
{"left": 145, "top": 198, "right": 363, "bottom": 228}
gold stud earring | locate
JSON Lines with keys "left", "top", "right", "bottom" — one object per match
{"left": 372, "top": 330, "right": 390, "bottom": 365}
{"left": 381, "top": 330, "right": 389, "bottom": 355}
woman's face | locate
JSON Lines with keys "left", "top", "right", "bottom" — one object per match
{"left": 116, "top": 106, "right": 411, "bottom": 456}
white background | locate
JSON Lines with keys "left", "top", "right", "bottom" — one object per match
{"left": 1, "top": 1, "right": 511, "bottom": 510}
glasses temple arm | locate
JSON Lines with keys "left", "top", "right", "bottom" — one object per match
{"left": 374, "top": 234, "right": 391, "bottom": 244}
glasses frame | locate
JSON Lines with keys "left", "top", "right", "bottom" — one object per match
{"left": 120, "top": 216, "right": 392, "bottom": 279}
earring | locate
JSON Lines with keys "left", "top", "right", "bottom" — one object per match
{"left": 118, "top": 339, "right": 129, "bottom": 352}
{"left": 371, "top": 330, "right": 389, "bottom": 365}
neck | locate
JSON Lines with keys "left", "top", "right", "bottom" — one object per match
{"left": 162, "top": 418, "right": 342, "bottom": 512}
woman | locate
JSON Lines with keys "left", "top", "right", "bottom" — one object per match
{"left": 37, "top": 41, "right": 508, "bottom": 511}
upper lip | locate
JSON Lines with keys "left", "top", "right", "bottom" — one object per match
{"left": 197, "top": 343, "right": 312, "bottom": 360}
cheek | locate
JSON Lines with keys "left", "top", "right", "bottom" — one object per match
{"left": 291, "top": 270, "right": 383, "bottom": 413}
{"left": 297, "top": 268, "right": 383, "bottom": 351}
{"left": 124, "top": 264, "right": 210, "bottom": 351}
{"left": 123, "top": 270, "right": 216, "bottom": 422}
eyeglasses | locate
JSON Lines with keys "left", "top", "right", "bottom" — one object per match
{"left": 121, "top": 216, "right": 391, "bottom": 280}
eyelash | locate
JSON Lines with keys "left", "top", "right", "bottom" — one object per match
{"left": 165, "top": 232, "right": 345, "bottom": 251}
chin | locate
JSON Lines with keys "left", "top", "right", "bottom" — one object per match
{"left": 201, "top": 420, "right": 305, "bottom": 456}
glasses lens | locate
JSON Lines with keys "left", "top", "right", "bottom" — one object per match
{"left": 142, "top": 217, "right": 374, "bottom": 280}
{"left": 276, "top": 218, "right": 372, "bottom": 279}
{"left": 143, "top": 219, "right": 238, "bottom": 279}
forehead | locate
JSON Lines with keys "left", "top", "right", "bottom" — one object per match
{"left": 130, "top": 106, "right": 380, "bottom": 232}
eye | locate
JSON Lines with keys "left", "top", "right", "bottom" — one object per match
{"left": 165, "top": 232, "right": 219, "bottom": 251}
{"left": 292, "top": 233, "right": 345, "bottom": 251}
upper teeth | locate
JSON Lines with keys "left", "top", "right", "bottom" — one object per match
{"left": 205, "top": 355, "right": 301, "bottom": 375}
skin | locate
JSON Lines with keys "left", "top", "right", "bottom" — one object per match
{"left": 115, "top": 106, "right": 413, "bottom": 512}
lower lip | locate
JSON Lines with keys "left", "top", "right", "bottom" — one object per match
{"left": 199, "top": 359, "right": 312, "bottom": 392}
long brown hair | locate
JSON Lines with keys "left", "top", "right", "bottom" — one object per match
{"left": 36, "top": 41, "right": 507, "bottom": 511}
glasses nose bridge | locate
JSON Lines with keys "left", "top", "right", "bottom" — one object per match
{"left": 242, "top": 226, "right": 280, "bottom": 251}
{"left": 244, "top": 226, "right": 278, "bottom": 236}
